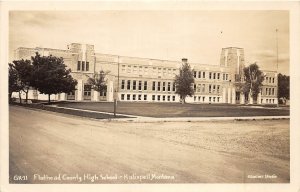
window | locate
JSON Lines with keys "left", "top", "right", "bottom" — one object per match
{"left": 172, "top": 96, "right": 175, "bottom": 101}
{"left": 213, "top": 73, "right": 216, "bottom": 79}
{"left": 213, "top": 97, "right": 216, "bottom": 102}
{"left": 133, "top": 94, "right": 136, "bottom": 100}
{"left": 203, "top": 97, "right": 205, "bottom": 102}
{"left": 173, "top": 83, "right": 176, "bottom": 91}
{"left": 269, "top": 77, "right": 272, "bottom": 83}
{"left": 144, "top": 81, "right": 147, "bottom": 90}
{"left": 162, "top": 95, "right": 165, "bottom": 101}
{"left": 127, "top": 80, "right": 131, "bottom": 90}
{"left": 203, "top": 71, "right": 205, "bottom": 78}
{"left": 121, "top": 80, "right": 125, "bottom": 90}
{"left": 153, "top": 67, "right": 157, "bottom": 74}
{"left": 198, "top": 96, "right": 201, "bottom": 102}
{"left": 163, "top": 68, "right": 166, "bottom": 76}
{"left": 86, "top": 62, "right": 89, "bottom": 71}
{"left": 139, "top": 66, "right": 143, "bottom": 73}
{"left": 158, "top": 82, "right": 161, "bottom": 91}
{"left": 266, "top": 77, "right": 269, "bottom": 83}
{"left": 158, "top": 68, "right": 162, "bottom": 76}
{"left": 127, "top": 65, "right": 131, "bottom": 73}
{"left": 213, "top": 85, "right": 216, "bottom": 92}
{"left": 194, "top": 71, "right": 197, "bottom": 78}
{"left": 162, "top": 82, "right": 166, "bottom": 91}
{"left": 167, "top": 95, "right": 170, "bottom": 101}
{"left": 209, "top": 97, "right": 211, "bottom": 102}
{"left": 223, "top": 74, "right": 225, "bottom": 80}
{"left": 198, "top": 71, "right": 201, "bottom": 78}
{"left": 144, "top": 95, "right": 147, "bottom": 101}
{"left": 269, "top": 88, "right": 271, "bottom": 95}
{"left": 121, "top": 94, "right": 125, "bottom": 100}
{"left": 82, "top": 61, "right": 85, "bottom": 71}
{"left": 83, "top": 84, "right": 91, "bottom": 96}
{"left": 152, "top": 81, "right": 156, "bottom": 91}
{"left": 194, "top": 96, "right": 197, "bottom": 101}
{"left": 121, "top": 65, "right": 126, "bottom": 73}
{"left": 209, "top": 72, "right": 212, "bottom": 79}
{"left": 217, "top": 85, "right": 220, "bottom": 93}
{"left": 152, "top": 95, "right": 155, "bottom": 101}
{"left": 77, "top": 61, "right": 81, "bottom": 70}
{"left": 194, "top": 84, "right": 196, "bottom": 91}
{"left": 133, "top": 66, "right": 137, "bottom": 74}
{"left": 127, "top": 94, "right": 130, "bottom": 100}
{"left": 209, "top": 85, "right": 212, "bottom": 93}
{"left": 158, "top": 95, "right": 161, "bottom": 101}
{"left": 138, "top": 94, "right": 142, "bottom": 100}
{"left": 167, "top": 82, "right": 171, "bottom": 91}
{"left": 217, "top": 73, "right": 220, "bottom": 80}
{"left": 133, "top": 80, "right": 137, "bottom": 90}
{"left": 197, "top": 84, "right": 201, "bottom": 92}
{"left": 138, "top": 81, "right": 142, "bottom": 91}
{"left": 226, "top": 74, "right": 228, "bottom": 80}
{"left": 217, "top": 97, "right": 220, "bottom": 102}
{"left": 273, "top": 78, "right": 275, "bottom": 83}
{"left": 202, "top": 84, "right": 205, "bottom": 92}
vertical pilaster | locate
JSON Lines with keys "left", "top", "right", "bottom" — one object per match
{"left": 77, "top": 79, "right": 83, "bottom": 101}
{"left": 93, "top": 90, "right": 99, "bottom": 101}
{"left": 227, "top": 87, "right": 231, "bottom": 104}
{"left": 222, "top": 87, "right": 227, "bottom": 103}
{"left": 107, "top": 80, "right": 114, "bottom": 102}
{"left": 240, "top": 93, "right": 245, "bottom": 104}
{"left": 257, "top": 93, "right": 262, "bottom": 104}
{"left": 231, "top": 87, "right": 236, "bottom": 104}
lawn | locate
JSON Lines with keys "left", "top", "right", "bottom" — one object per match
{"left": 56, "top": 102, "right": 290, "bottom": 118}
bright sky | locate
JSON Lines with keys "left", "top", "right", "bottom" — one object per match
{"left": 9, "top": 10, "right": 289, "bottom": 74}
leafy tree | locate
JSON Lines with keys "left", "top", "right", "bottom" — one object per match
{"left": 242, "top": 63, "right": 264, "bottom": 103}
{"left": 87, "top": 70, "right": 108, "bottom": 98}
{"left": 8, "top": 63, "right": 23, "bottom": 103}
{"left": 12, "top": 59, "right": 33, "bottom": 103}
{"left": 31, "top": 53, "right": 77, "bottom": 103}
{"left": 174, "top": 59, "right": 195, "bottom": 103}
{"left": 278, "top": 73, "right": 289, "bottom": 102}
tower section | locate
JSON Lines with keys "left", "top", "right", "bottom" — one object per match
{"left": 220, "top": 47, "right": 245, "bottom": 82}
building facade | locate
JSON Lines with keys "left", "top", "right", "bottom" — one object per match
{"left": 13, "top": 43, "right": 278, "bottom": 104}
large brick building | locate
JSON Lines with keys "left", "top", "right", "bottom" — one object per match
{"left": 13, "top": 43, "right": 278, "bottom": 104}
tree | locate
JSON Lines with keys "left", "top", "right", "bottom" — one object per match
{"left": 31, "top": 53, "right": 77, "bottom": 103}
{"left": 8, "top": 63, "right": 23, "bottom": 103}
{"left": 12, "top": 59, "right": 33, "bottom": 103}
{"left": 87, "top": 70, "right": 108, "bottom": 98}
{"left": 242, "top": 63, "right": 264, "bottom": 104}
{"left": 174, "top": 59, "right": 195, "bottom": 103}
{"left": 278, "top": 73, "right": 289, "bottom": 103}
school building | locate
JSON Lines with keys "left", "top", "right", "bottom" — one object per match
{"left": 13, "top": 43, "right": 278, "bottom": 104}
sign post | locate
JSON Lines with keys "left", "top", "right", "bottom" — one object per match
{"left": 113, "top": 90, "right": 118, "bottom": 117}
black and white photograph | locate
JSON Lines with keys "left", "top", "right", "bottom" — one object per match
{"left": 1, "top": 1, "right": 300, "bottom": 192}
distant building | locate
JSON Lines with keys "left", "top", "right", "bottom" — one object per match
{"left": 13, "top": 43, "right": 278, "bottom": 104}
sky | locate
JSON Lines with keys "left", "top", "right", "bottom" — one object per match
{"left": 9, "top": 10, "right": 289, "bottom": 74}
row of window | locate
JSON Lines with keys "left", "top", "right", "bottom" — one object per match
{"left": 120, "top": 94, "right": 176, "bottom": 102}
{"left": 121, "top": 65, "right": 177, "bottom": 77}
{"left": 193, "top": 71, "right": 229, "bottom": 81}
{"left": 265, "top": 87, "right": 276, "bottom": 96}
{"left": 77, "top": 61, "right": 90, "bottom": 71}
{"left": 265, "top": 76, "right": 275, "bottom": 84}
{"left": 263, "top": 98, "right": 276, "bottom": 104}
{"left": 193, "top": 84, "right": 221, "bottom": 94}
{"left": 121, "top": 80, "right": 176, "bottom": 92}
{"left": 193, "top": 96, "right": 221, "bottom": 103}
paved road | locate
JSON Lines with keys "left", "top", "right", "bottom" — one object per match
{"left": 9, "top": 106, "right": 290, "bottom": 183}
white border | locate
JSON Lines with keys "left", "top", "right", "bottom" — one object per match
{"left": 1, "top": 1, "right": 300, "bottom": 192}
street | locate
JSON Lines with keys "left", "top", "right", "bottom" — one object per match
{"left": 9, "top": 106, "right": 290, "bottom": 183}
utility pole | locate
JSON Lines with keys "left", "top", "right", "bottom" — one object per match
{"left": 276, "top": 28, "right": 279, "bottom": 107}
